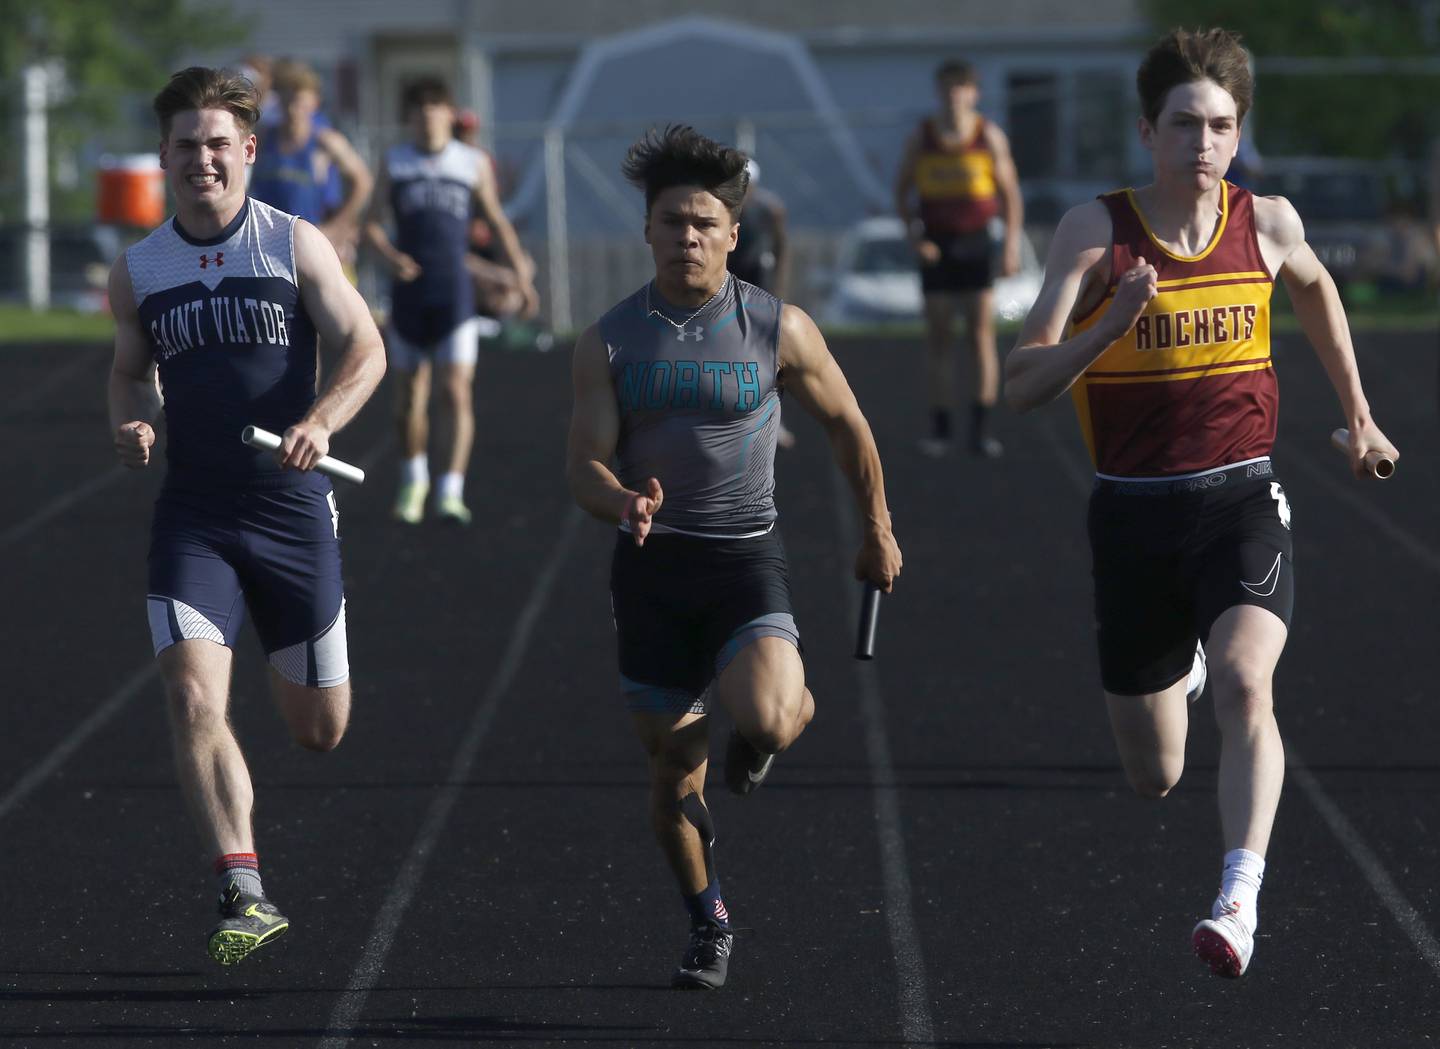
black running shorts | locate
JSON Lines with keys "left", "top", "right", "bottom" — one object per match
{"left": 610, "top": 527, "right": 800, "bottom": 715}
{"left": 920, "top": 231, "right": 994, "bottom": 294}
{"left": 1087, "top": 459, "right": 1294, "bottom": 696}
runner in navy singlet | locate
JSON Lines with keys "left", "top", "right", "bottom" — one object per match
{"left": 107, "top": 67, "right": 386, "bottom": 966}
{"left": 365, "top": 77, "right": 539, "bottom": 526}
{"left": 566, "top": 126, "right": 902, "bottom": 990}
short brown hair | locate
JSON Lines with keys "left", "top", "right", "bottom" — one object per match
{"left": 1137, "top": 28, "right": 1253, "bottom": 126}
{"left": 153, "top": 66, "right": 261, "bottom": 137}
{"left": 935, "top": 59, "right": 977, "bottom": 86}
{"left": 272, "top": 58, "right": 322, "bottom": 98}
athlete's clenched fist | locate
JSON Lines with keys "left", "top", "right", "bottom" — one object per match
{"left": 115, "top": 420, "right": 156, "bottom": 468}
{"left": 1100, "top": 255, "right": 1159, "bottom": 343}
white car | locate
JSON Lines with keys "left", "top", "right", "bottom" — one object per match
{"left": 817, "top": 216, "right": 1042, "bottom": 326}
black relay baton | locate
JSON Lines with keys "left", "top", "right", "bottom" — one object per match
{"left": 854, "top": 582, "right": 882, "bottom": 661}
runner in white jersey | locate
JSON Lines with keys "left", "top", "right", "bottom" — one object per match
{"left": 567, "top": 125, "right": 902, "bottom": 990}
{"left": 108, "top": 67, "right": 385, "bottom": 966}
{"left": 365, "top": 76, "right": 538, "bottom": 526}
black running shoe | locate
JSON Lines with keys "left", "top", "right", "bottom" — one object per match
{"left": 671, "top": 922, "right": 734, "bottom": 990}
{"left": 724, "top": 727, "right": 775, "bottom": 796}
{"left": 207, "top": 884, "right": 290, "bottom": 965}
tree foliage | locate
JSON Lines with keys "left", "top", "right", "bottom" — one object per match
{"left": 1142, "top": 0, "right": 1440, "bottom": 163}
{"left": 0, "top": 0, "right": 248, "bottom": 220}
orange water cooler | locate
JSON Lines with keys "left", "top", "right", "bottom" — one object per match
{"left": 97, "top": 154, "right": 165, "bottom": 227}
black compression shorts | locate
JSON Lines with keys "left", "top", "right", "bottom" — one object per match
{"left": 610, "top": 527, "right": 800, "bottom": 715}
{"left": 920, "top": 230, "right": 993, "bottom": 294}
{"left": 1088, "top": 459, "right": 1294, "bottom": 696}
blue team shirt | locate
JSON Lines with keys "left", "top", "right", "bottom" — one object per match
{"left": 125, "top": 197, "right": 325, "bottom": 492}
{"left": 249, "top": 130, "right": 337, "bottom": 223}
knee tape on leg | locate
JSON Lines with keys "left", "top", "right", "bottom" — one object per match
{"left": 679, "top": 791, "right": 717, "bottom": 882}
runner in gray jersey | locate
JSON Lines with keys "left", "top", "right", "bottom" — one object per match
{"left": 567, "top": 126, "right": 902, "bottom": 991}
{"left": 601, "top": 275, "right": 782, "bottom": 537}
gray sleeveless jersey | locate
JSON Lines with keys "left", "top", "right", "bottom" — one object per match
{"left": 601, "top": 276, "right": 783, "bottom": 537}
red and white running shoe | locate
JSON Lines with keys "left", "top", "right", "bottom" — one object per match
{"left": 1192, "top": 898, "right": 1253, "bottom": 977}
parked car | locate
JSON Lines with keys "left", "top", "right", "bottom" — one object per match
{"left": 817, "top": 216, "right": 1042, "bottom": 326}
{"left": 1256, "top": 158, "right": 1431, "bottom": 290}
{"left": 0, "top": 223, "right": 117, "bottom": 312}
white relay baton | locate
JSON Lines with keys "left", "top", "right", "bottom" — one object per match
{"left": 241, "top": 426, "right": 366, "bottom": 485}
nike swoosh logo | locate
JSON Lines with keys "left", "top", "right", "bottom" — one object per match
{"left": 1240, "top": 553, "right": 1282, "bottom": 597}
{"left": 244, "top": 904, "right": 285, "bottom": 926}
{"left": 748, "top": 756, "right": 775, "bottom": 783}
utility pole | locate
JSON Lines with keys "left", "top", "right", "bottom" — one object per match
{"left": 23, "top": 61, "right": 50, "bottom": 310}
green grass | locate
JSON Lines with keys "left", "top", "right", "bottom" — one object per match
{"left": 0, "top": 305, "right": 114, "bottom": 345}
{"left": 821, "top": 291, "right": 1437, "bottom": 341}
{"left": 1271, "top": 284, "right": 1437, "bottom": 334}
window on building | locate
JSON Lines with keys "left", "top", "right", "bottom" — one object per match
{"left": 1007, "top": 72, "right": 1058, "bottom": 177}
{"left": 1075, "top": 72, "right": 1129, "bottom": 181}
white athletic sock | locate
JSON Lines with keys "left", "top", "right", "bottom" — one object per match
{"left": 439, "top": 472, "right": 465, "bottom": 501}
{"left": 1215, "top": 847, "right": 1265, "bottom": 932}
{"left": 403, "top": 454, "right": 429, "bottom": 485}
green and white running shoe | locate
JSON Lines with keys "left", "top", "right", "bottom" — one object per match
{"left": 435, "top": 494, "right": 473, "bottom": 526}
{"left": 207, "top": 884, "right": 290, "bottom": 966}
{"left": 393, "top": 479, "right": 429, "bottom": 524}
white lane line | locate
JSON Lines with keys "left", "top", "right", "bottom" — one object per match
{"left": 0, "top": 465, "right": 128, "bottom": 551}
{"left": 1035, "top": 422, "right": 1440, "bottom": 979}
{"left": 0, "top": 347, "right": 104, "bottom": 423}
{"left": 318, "top": 507, "right": 584, "bottom": 1049}
{"left": 1283, "top": 446, "right": 1440, "bottom": 578}
{"left": 0, "top": 662, "right": 160, "bottom": 822}
{"left": 1287, "top": 753, "right": 1440, "bottom": 977}
{"left": 0, "top": 434, "right": 396, "bottom": 820}
{"left": 829, "top": 466, "right": 936, "bottom": 1048}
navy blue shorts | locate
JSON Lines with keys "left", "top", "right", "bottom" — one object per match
{"left": 146, "top": 481, "right": 349, "bottom": 687}
{"left": 609, "top": 528, "right": 800, "bottom": 715}
{"left": 1088, "top": 460, "right": 1294, "bottom": 696}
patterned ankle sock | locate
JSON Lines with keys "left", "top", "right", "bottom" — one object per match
{"left": 215, "top": 852, "right": 264, "bottom": 899}
{"left": 683, "top": 879, "right": 731, "bottom": 929}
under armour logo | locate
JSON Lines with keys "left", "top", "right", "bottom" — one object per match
{"left": 199, "top": 252, "right": 224, "bottom": 269}
{"left": 675, "top": 325, "right": 704, "bottom": 342}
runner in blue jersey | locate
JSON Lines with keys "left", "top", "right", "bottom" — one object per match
{"left": 365, "top": 77, "right": 538, "bottom": 526}
{"left": 249, "top": 60, "right": 372, "bottom": 266}
{"left": 567, "top": 126, "right": 903, "bottom": 990}
{"left": 107, "top": 67, "right": 386, "bottom": 966}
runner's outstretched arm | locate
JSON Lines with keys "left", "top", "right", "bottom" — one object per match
{"left": 1257, "top": 195, "right": 1398, "bottom": 476}
{"left": 777, "top": 304, "right": 901, "bottom": 591}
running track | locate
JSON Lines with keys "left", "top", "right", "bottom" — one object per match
{"left": 1, "top": 328, "right": 1436, "bottom": 1048}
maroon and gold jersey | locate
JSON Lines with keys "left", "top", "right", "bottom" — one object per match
{"left": 914, "top": 118, "right": 1000, "bottom": 238}
{"left": 1068, "top": 182, "right": 1275, "bottom": 477}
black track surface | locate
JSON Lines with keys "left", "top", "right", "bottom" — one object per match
{"left": 1, "top": 328, "right": 1436, "bottom": 1048}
